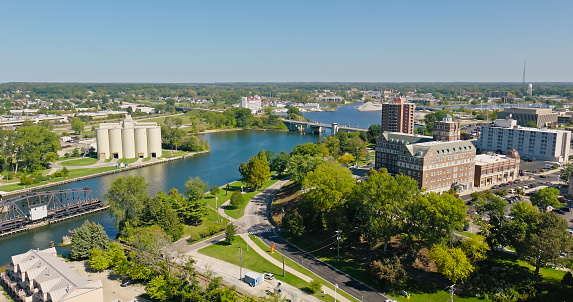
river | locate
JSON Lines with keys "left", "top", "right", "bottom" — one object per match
{"left": 0, "top": 103, "right": 377, "bottom": 264}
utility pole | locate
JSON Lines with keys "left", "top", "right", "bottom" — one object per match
{"left": 239, "top": 247, "right": 242, "bottom": 281}
{"left": 282, "top": 255, "right": 285, "bottom": 277}
{"left": 448, "top": 284, "right": 455, "bottom": 302}
{"left": 335, "top": 230, "right": 342, "bottom": 262}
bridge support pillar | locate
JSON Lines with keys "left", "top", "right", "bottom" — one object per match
{"left": 331, "top": 123, "right": 338, "bottom": 135}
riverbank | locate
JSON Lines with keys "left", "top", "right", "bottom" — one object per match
{"left": 356, "top": 101, "right": 382, "bottom": 112}
{"left": 0, "top": 150, "right": 210, "bottom": 197}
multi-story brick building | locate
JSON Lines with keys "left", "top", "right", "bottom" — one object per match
{"left": 381, "top": 98, "right": 415, "bottom": 134}
{"left": 433, "top": 115, "right": 460, "bottom": 142}
{"left": 375, "top": 132, "right": 476, "bottom": 193}
{"left": 476, "top": 118, "right": 571, "bottom": 162}
{"left": 474, "top": 149, "right": 520, "bottom": 188}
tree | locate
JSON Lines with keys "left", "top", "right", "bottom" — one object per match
{"left": 71, "top": 220, "right": 109, "bottom": 260}
{"left": 526, "top": 120, "right": 537, "bottom": 128}
{"left": 506, "top": 205, "right": 573, "bottom": 279}
{"left": 302, "top": 162, "right": 355, "bottom": 213}
{"left": 338, "top": 153, "right": 355, "bottom": 165}
{"left": 143, "top": 191, "right": 184, "bottom": 241}
{"left": 473, "top": 192, "right": 509, "bottom": 247}
{"left": 405, "top": 192, "right": 467, "bottom": 250}
{"left": 560, "top": 163, "right": 572, "bottom": 183}
{"left": 104, "top": 176, "right": 149, "bottom": 232}
{"left": 239, "top": 151, "right": 271, "bottom": 190}
{"left": 531, "top": 187, "right": 563, "bottom": 211}
{"left": 126, "top": 225, "right": 172, "bottom": 276}
{"left": 286, "top": 154, "right": 325, "bottom": 183}
{"left": 224, "top": 224, "right": 237, "bottom": 244}
{"left": 209, "top": 185, "right": 220, "bottom": 198}
{"left": 291, "top": 143, "right": 322, "bottom": 157}
{"left": 429, "top": 244, "right": 474, "bottom": 283}
{"left": 460, "top": 235, "right": 490, "bottom": 263}
{"left": 282, "top": 209, "right": 305, "bottom": 237}
{"left": 88, "top": 248, "right": 111, "bottom": 271}
{"left": 308, "top": 279, "right": 322, "bottom": 294}
{"left": 229, "top": 191, "right": 243, "bottom": 208}
{"left": 270, "top": 151, "right": 290, "bottom": 176}
{"left": 147, "top": 275, "right": 171, "bottom": 301}
{"left": 367, "top": 124, "right": 382, "bottom": 144}
{"left": 352, "top": 171, "right": 419, "bottom": 251}
{"left": 71, "top": 117, "right": 85, "bottom": 135}
{"left": 182, "top": 177, "right": 209, "bottom": 225}
{"left": 370, "top": 256, "right": 406, "bottom": 289}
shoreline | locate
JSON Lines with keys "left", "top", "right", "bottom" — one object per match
{"left": 0, "top": 150, "right": 210, "bottom": 198}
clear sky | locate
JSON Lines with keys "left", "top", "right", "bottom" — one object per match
{"left": 1, "top": 0, "right": 572, "bottom": 83}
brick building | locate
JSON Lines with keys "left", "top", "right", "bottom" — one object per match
{"left": 433, "top": 114, "right": 460, "bottom": 142}
{"left": 381, "top": 98, "right": 415, "bottom": 134}
{"left": 474, "top": 150, "right": 520, "bottom": 188}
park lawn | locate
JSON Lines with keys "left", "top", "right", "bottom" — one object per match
{"left": 457, "top": 231, "right": 477, "bottom": 238}
{"left": 60, "top": 157, "right": 99, "bottom": 166}
{"left": 117, "top": 158, "right": 138, "bottom": 164}
{"left": 393, "top": 291, "right": 481, "bottom": 302}
{"left": 183, "top": 208, "right": 228, "bottom": 241}
{"left": 143, "top": 157, "right": 151, "bottom": 162}
{"left": 199, "top": 236, "right": 341, "bottom": 302}
{"left": 161, "top": 150, "right": 188, "bottom": 158}
{"left": 491, "top": 251, "right": 566, "bottom": 283}
{"left": 0, "top": 167, "right": 117, "bottom": 192}
{"left": 249, "top": 235, "right": 359, "bottom": 302}
{"left": 224, "top": 179, "right": 279, "bottom": 219}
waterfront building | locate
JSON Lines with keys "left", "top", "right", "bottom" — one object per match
{"left": 381, "top": 98, "right": 415, "bottom": 134}
{"left": 316, "top": 96, "right": 344, "bottom": 103}
{"left": 96, "top": 115, "right": 162, "bottom": 159}
{"left": 476, "top": 118, "right": 571, "bottom": 162}
{"left": 474, "top": 150, "right": 520, "bottom": 188}
{"left": 239, "top": 96, "right": 262, "bottom": 114}
{"left": 433, "top": 115, "right": 460, "bottom": 142}
{"left": 496, "top": 108, "right": 558, "bottom": 128}
{"left": 1, "top": 247, "right": 103, "bottom": 302}
{"left": 375, "top": 132, "right": 476, "bottom": 193}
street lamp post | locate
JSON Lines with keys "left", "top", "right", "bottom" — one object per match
{"left": 335, "top": 230, "right": 342, "bottom": 262}
{"left": 215, "top": 196, "right": 219, "bottom": 222}
{"left": 239, "top": 247, "right": 242, "bottom": 280}
{"left": 334, "top": 284, "right": 338, "bottom": 302}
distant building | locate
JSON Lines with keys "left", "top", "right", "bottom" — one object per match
{"left": 381, "top": 98, "right": 415, "bottom": 134}
{"left": 496, "top": 108, "right": 558, "bottom": 128}
{"left": 374, "top": 132, "right": 476, "bottom": 193}
{"left": 1, "top": 247, "right": 103, "bottom": 302}
{"left": 316, "top": 96, "right": 344, "bottom": 103}
{"left": 239, "top": 96, "right": 262, "bottom": 114}
{"left": 433, "top": 115, "right": 460, "bottom": 142}
{"left": 527, "top": 84, "right": 533, "bottom": 96}
{"left": 474, "top": 150, "right": 520, "bottom": 188}
{"left": 96, "top": 115, "right": 162, "bottom": 159}
{"left": 475, "top": 118, "right": 571, "bottom": 162}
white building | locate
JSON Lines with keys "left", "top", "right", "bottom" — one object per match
{"left": 527, "top": 83, "right": 533, "bottom": 96}
{"left": 96, "top": 115, "right": 162, "bottom": 159}
{"left": 475, "top": 119, "right": 571, "bottom": 162}
{"left": 2, "top": 247, "right": 103, "bottom": 302}
{"left": 239, "top": 96, "right": 262, "bottom": 114}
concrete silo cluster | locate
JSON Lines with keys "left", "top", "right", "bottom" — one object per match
{"left": 96, "top": 115, "right": 162, "bottom": 159}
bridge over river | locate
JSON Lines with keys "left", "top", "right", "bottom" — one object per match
{"left": 280, "top": 118, "right": 367, "bottom": 134}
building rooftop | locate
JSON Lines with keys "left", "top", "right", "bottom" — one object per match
{"left": 475, "top": 154, "right": 515, "bottom": 165}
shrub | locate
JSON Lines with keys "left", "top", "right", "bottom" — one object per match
{"left": 308, "top": 279, "right": 322, "bottom": 294}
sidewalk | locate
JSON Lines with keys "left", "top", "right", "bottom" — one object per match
{"left": 240, "top": 234, "right": 352, "bottom": 302}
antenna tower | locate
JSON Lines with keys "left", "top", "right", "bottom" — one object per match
{"left": 522, "top": 61, "right": 526, "bottom": 86}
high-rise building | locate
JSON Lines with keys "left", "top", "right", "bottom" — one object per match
{"left": 381, "top": 98, "right": 415, "bottom": 134}
{"left": 476, "top": 119, "right": 571, "bottom": 162}
{"left": 433, "top": 114, "right": 460, "bottom": 141}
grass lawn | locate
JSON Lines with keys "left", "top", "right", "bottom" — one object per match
{"left": 0, "top": 167, "right": 117, "bottom": 192}
{"left": 457, "top": 231, "right": 477, "bottom": 238}
{"left": 117, "top": 158, "right": 138, "bottom": 164}
{"left": 183, "top": 208, "right": 229, "bottom": 241}
{"left": 143, "top": 157, "right": 151, "bottom": 162}
{"left": 162, "top": 150, "right": 188, "bottom": 158}
{"left": 224, "top": 179, "right": 279, "bottom": 219}
{"left": 199, "top": 236, "right": 342, "bottom": 302}
{"left": 491, "top": 251, "right": 566, "bottom": 283}
{"left": 60, "top": 157, "right": 99, "bottom": 166}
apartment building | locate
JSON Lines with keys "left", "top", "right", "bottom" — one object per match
{"left": 375, "top": 132, "right": 476, "bottom": 193}
{"left": 474, "top": 150, "right": 520, "bottom": 188}
{"left": 476, "top": 119, "right": 571, "bottom": 162}
{"left": 381, "top": 98, "right": 415, "bottom": 134}
{"left": 433, "top": 114, "right": 460, "bottom": 142}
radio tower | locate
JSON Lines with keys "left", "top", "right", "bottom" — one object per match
{"left": 522, "top": 61, "right": 526, "bottom": 86}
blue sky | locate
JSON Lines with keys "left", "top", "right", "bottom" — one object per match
{"left": 1, "top": 0, "right": 572, "bottom": 83}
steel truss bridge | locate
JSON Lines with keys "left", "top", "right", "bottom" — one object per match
{"left": 0, "top": 187, "right": 104, "bottom": 236}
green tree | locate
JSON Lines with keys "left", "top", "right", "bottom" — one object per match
{"left": 428, "top": 244, "right": 474, "bottom": 284}
{"left": 460, "top": 235, "right": 490, "bottom": 263}
{"left": 286, "top": 154, "right": 325, "bottom": 183}
{"left": 224, "top": 224, "right": 237, "bottom": 244}
{"left": 282, "top": 209, "right": 305, "bottom": 237}
{"left": 182, "top": 177, "right": 209, "bottom": 225}
{"left": 302, "top": 162, "right": 355, "bottom": 213}
{"left": 106, "top": 242, "right": 127, "bottom": 268}
{"left": 366, "top": 124, "right": 382, "bottom": 144}
{"left": 229, "top": 191, "right": 243, "bottom": 208}
{"left": 308, "top": 279, "right": 322, "bottom": 294}
{"left": 270, "top": 151, "right": 290, "bottom": 176}
{"left": 291, "top": 143, "right": 322, "bottom": 157}
{"left": 71, "top": 117, "right": 85, "bottom": 134}
{"left": 473, "top": 192, "right": 509, "bottom": 247}
{"left": 352, "top": 170, "right": 419, "bottom": 251}
{"left": 560, "top": 163, "right": 572, "bottom": 183}
{"left": 13, "top": 123, "right": 60, "bottom": 172}
{"left": 146, "top": 275, "right": 171, "bottom": 301}
{"left": 70, "top": 220, "right": 109, "bottom": 260}
{"left": 104, "top": 176, "right": 149, "bottom": 232}
{"left": 370, "top": 256, "right": 406, "bottom": 289}
{"left": 143, "top": 191, "right": 184, "bottom": 241}
{"left": 88, "top": 248, "right": 111, "bottom": 271}
{"left": 209, "top": 185, "right": 220, "bottom": 198}
{"left": 239, "top": 151, "right": 271, "bottom": 190}
{"left": 126, "top": 225, "right": 171, "bottom": 276}
{"left": 530, "top": 187, "right": 563, "bottom": 211}
{"left": 338, "top": 153, "right": 355, "bottom": 165}
{"left": 526, "top": 120, "right": 537, "bottom": 128}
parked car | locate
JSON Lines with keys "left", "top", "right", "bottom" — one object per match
{"left": 120, "top": 278, "right": 133, "bottom": 287}
{"left": 508, "top": 189, "right": 515, "bottom": 194}
{"left": 514, "top": 179, "right": 521, "bottom": 183}
{"left": 561, "top": 207, "right": 570, "bottom": 212}
{"left": 493, "top": 185, "right": 499, "bottom": 189}
{"left": 264, "top": 273, "right": 274, "bottom": 280}
{"left": 539, "top": 175, "right": 547, "bottom": 178}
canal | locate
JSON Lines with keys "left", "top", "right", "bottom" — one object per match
{"left": 0, "top": 103, "right": 378, "bottom": 264}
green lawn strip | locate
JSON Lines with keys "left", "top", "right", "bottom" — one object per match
{"left": 224, "top": 180, "right": 279, "bottom": 219}
{"left": 60, "top": 157, "right": 99, "bottom": 166}
{"left": 161, "top": 150, "right": 187, "bottom": 158}
{"left": 491, "top": 251, "right": 566, "bottom": 283}
{"left": 456, "top": 231, "right": 476, "bottom": 238}
{"left": 183, "top": 208, "right": 228, "bottom": 242}
{"left": 249, "top": 235, "right": 359, "bottom": 302}
{"left": 393, "top": 291, "right": 481, "bottom": 302}
{"left": 0, "top": 167, "right": 117, "bottom": 192}
{"left": 143, "top": 157, "right": 151, "bottom": 162}
{"left": 199, "top": 236, "right": 337, "bottom": 302}
{"left": 117, "top": 158, "right": 138, "bottom": 164}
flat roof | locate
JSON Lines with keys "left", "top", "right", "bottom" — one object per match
{"left": 475, "top": 154, "right": 514, "bottom": 165}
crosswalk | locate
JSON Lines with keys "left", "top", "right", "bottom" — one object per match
{"left": 246, "top": 229, "right": 273, "bottom": 235}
